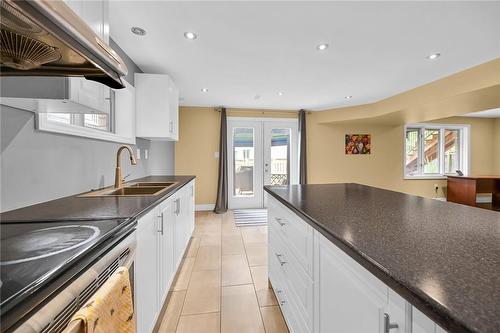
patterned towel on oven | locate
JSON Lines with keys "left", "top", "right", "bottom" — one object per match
{"left": 69, "top": 266, "right": 135, "bottom": 333}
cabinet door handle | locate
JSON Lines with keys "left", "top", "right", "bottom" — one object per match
{"left": 169, "top": 120, "right": 173, "bottom": 133}
{"left": 275, "top": 289, "right": 286, "bottom": 306}
{"left": 158, "top": 213, "right": 164, "bottom": 235}
{"left": 275, "top": 217, "right": 286, "bottom": 227}
{"left": 275, "top": 253, "right": 287, "bottom": 266}
{"left": 175, "top": 198, "right": 181, "bottom": 215}
{"left": 383, "top": 313, "right": 399, "bottom": 333}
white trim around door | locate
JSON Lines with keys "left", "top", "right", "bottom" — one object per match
{"left": 227, "top": 117, "right": 298, "bottom": 209}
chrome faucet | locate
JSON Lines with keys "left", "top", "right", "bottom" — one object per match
{"left": 114, "top": 145, "right": 137, "bottom": 188}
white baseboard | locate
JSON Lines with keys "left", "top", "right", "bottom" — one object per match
{"left": 195, "top": 204, "right": 215, "bottom": 211}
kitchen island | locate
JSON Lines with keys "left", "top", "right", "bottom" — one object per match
{"left": 265, "top": 183, "right": 500, "bottom": 333}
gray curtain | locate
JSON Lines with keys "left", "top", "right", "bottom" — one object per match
{"left": 214, "top": 107, "right": 228, "bottom": 213}
{"left": 298, "top": 109, "right": 307, "bottom": 184}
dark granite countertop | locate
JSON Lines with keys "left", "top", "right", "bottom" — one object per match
{"left": 0, "top": 175, "right": 195, "bottom": 222}
{"left": 264, "top": 183, "right": 500, "bottom": 333}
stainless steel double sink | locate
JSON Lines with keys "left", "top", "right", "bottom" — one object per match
{"left": 79, "top": 182, "right": 178, "bottom": 197}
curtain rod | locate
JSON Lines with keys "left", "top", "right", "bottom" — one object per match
{"left": 215, "top": 108, "right": 311, "bottom": 114}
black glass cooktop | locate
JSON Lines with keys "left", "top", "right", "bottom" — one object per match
{"left": 0, "top": 219, "right": 130, "bottom": 317}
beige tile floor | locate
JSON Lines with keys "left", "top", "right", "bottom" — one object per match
{"left": 157, "top": 211, "right": 289, "bottom": 333}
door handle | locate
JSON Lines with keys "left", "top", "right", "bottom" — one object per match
{"left": 275, "top": 253, "right": 287, "bottom": 266}
{"left": 275, "top": 289, "right": 286, "bottom": 306}
{"left": 275, "top": 217, "right": 286, "bottom": 227}
{"left": 157, "top": 213, "right": 164, "bottom": 235}
{"left": 383, "top": 313, "right": 398, "bottom": 333}
{"left": 175, "top": 198, "right": 181, "bottom": 215}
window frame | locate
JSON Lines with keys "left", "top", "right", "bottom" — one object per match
{"left": 36, "top": 83, "right": 135, "bottom": 145}
{"left": 36, "top": 113, "right": 133, "bottom": 144}
{"left": 403, "top": 123, "right": 470, "bottom": 180}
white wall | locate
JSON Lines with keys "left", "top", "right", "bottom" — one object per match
{"left": 0, "top": 106, "right": 175, "bottom": 212}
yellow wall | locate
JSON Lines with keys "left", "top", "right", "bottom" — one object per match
{"left": 495, "top": 118, "right": 500, "bottom": 173}
{"left": 315, "top": 58, "right": 500, "bottom": 125}
{"left": 307, "top": 115, "right": 498, "bottom": 198}
{"left": 175, "top": 59, "right": 500, "bottom": 204}
{"left": 175, "top": 107, "right": 296, "bottom": 205}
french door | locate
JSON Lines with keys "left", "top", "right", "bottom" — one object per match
{"left": 228, "top": 118, "right": 298, "bottom": 209}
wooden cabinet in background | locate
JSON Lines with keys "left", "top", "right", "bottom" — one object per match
{"left": 447, "top": 176, "right": 500, "bottom": 211}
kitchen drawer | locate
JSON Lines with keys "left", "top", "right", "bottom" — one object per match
{"left": 269, "top": 231, "right": 313, "bottom": 332}
{"left": 269, "top": 240, "right": 312, "bottom": 333}
{"left": 268, "top": 196, "right": 314, "bottom": 276}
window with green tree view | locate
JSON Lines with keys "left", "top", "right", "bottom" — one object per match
{"left": 404, "top": 124, "right": 469, "bottom": 178}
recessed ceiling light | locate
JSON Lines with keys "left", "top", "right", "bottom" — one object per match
{"left": 345, "top": 95, "right": 353, "bottom": 99}
{"left": 131, "top": 26, "right": 146, "bottom": 36}
{"left": 201, "top": 88, "right": 208, "bottom": 93}
{"left": 184, "top": 32, "right": 198, "bottom": 40}
{"left": 278, "top": 92, "right": 283, "bottom": 96}
{"left": 427, "top": 53, "right": 441, "bottom": 60}
{"left": 316, "top": 43, "right": 329, "bottom": 51}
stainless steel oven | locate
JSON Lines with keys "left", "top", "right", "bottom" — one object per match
{"left": 12, "top": 231, "right": 136, "bottom": 333}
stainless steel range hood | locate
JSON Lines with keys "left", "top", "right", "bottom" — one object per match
{"left": 0, "top": 0, "right": 127, "bottom": 89}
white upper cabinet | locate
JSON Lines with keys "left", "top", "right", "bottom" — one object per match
{"left": 135, "top": 73, "right": 179, "bottom": 141}
{"left": 113, "top": 81, "right": 136, "bottom": 144}
{"left": 64, "top": 0, "right": 110, "bottom": 114}
{"left": 1, "top": 0, "right": 111, "bottom": 114}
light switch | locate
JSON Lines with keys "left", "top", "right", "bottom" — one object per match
{"left": 214, "top": 152, "right": 220, "bottom": 159}
{"left": 136, "top": 148, "right": 141, "bottom": 160}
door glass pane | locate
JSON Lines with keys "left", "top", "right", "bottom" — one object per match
{"left": 444, "top": 129, "right": 460, "bottom": 174}
{"left": 423, "top": 129, "right": 440, "bottom": 174}
{"left": 233, "top": 128, "right": 254, "bottom": 196}
{"left": 405, "top": 128, "right": 419, "bottom": 175}
{"left": 270, "top": 128, "right": 291, "bottom": 185}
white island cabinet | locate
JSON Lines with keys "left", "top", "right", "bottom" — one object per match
{"left": 267, "top": 194, "right": 447, "bottom": 333}
{"left": 135, "top": 180, "right": 195, "bottom": 333}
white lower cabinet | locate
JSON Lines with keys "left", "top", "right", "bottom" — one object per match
{"left": 157, "top": 196, "right": 175, "bottom": 305}
{"left": 267, "top": 195, "right": 447, "bottom": 333}
{"left": 135, "top": 209, "right": 159, "bottom": 333}
{"left": 135, "top": 180, "right": 196, "bottom": 333}
{"left": 315, "top": 233, "right": 387, "bottom": 333}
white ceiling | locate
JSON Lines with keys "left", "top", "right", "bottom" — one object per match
{"left": 109, "top": 1, "right": 500, "bottom": 111}
{"left": 461, "top": 108, "right": 500, "bottom": 118}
